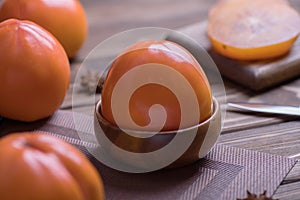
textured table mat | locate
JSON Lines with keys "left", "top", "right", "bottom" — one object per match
{"left": 0, "top": 110, "right": 296, "bottom": 200}
{"left": 178, "top": 22, "right": 300, "bottom": 91}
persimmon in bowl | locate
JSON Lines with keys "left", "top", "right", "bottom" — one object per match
{"left": 94, "top": 40, "right": 222, "bottom": 170}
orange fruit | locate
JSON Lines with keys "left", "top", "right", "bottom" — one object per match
{"left": 0, "top": 0, "right": 88, "bottom": 58}
{"left": 0, "top": 19, "right": 70, "bottom": 122}
{"left": 101, "top": 40, "right": 212, "bottom": 131}
{"left": 207, "top": 0, "right": 300, "bottom": 60}
{"left": 0, "top": 132, "right": 105, "bottom": 200}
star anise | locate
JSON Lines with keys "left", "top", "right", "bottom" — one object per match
{"left": 79, "top": 66, "right": 110, "bottom": 95}
{"left": 80, "top": 69, "right": 105, "bottom": 94}
{"left": 237, "top": 191, "right": 278, "bottom": 200}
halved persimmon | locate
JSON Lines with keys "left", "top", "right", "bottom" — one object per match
{"left": 207, "top": 0, "right": 300, "bottom": 60}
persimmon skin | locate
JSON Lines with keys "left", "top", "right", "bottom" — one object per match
{"left": 0, "top": 19, "right": 70, "bottom": 122}
{"left": 207, "top": 0, "right": 300, "bottom": 60}
{"left": 101, "top": 40, "right": 213, "bottom": 131}
{"left": 0, "top": 0, "right": 88, "bottom": 58}
{"left": 0, "top": 132, "right": 105, "bottom": 200}
{"left": 209, "top": 36, "right": 298, "bottom": 60}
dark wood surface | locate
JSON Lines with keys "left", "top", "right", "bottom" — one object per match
{"left": 179, "top": 22, "right": 300, "bottom": 91}
{"left": 65, "top": 0, "right": 300, "bottom": 199}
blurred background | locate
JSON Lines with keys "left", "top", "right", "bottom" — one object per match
{"left": 78, "top": 0, "right": 217, "bottom": 59}
{"left": 0, "top": 0, "right": 299, "bottom": 61}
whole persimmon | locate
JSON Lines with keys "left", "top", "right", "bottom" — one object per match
{"left": 0, "top": 0, "right": 88, "bottom": 58}
{"left": 0, "top": 132, "right": 105, "bottom": 200}
{"left": 0, "top": 19, "right": 70, "bottom": 122}
{"left": 101, "top": 40, "right": 212, "bottom": 131}
{"left": 207, "top": 0, "right": 300, "bottom": 60}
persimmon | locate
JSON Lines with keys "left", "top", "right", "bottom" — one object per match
{"left": 207, "top": 0, "right": 300, "bottom": 60}
{"left": 101, "top": 40, "right": 212, "bottom": 131}
{"left": 0, "top": 0, "right": 88, "bottom": 58}
{"left": 0, "top": 132, "right": 105, "bottom": 200}
{"left": 0, "top": 19, "right": 70, "bottom": 122}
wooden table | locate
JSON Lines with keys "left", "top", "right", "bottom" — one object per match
{"left": 64, "top": 0, "right": 300, "bottom": 199}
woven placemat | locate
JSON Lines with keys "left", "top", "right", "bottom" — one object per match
{"left": 0, "top": 110, "right": 296, "bottom": 200}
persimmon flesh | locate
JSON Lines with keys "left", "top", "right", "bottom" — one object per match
{"left": 207, "top": 0, "right": 300, "bottom": 60}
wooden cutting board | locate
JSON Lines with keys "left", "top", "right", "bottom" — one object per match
{"left": 178, "top": 22, "right": 300, "bottom": 91}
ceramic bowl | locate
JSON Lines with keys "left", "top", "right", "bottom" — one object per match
{"left": 94, "top": 97, "right": 221, "bottom": 170}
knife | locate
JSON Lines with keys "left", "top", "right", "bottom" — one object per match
{"left": 228, "top": 102, "right": 300, "bottom": 116}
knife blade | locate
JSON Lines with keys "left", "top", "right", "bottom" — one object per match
{"left": 228, "top": 102, "right": 300, "bottom": 116}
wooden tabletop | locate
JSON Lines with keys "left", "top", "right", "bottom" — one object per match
{"left": 66, "top": 0, "right": 300, "bottom": 199}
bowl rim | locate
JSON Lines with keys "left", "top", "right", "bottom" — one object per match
{"left": 95, "top": 96, "right": 219, "bottom": 135}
